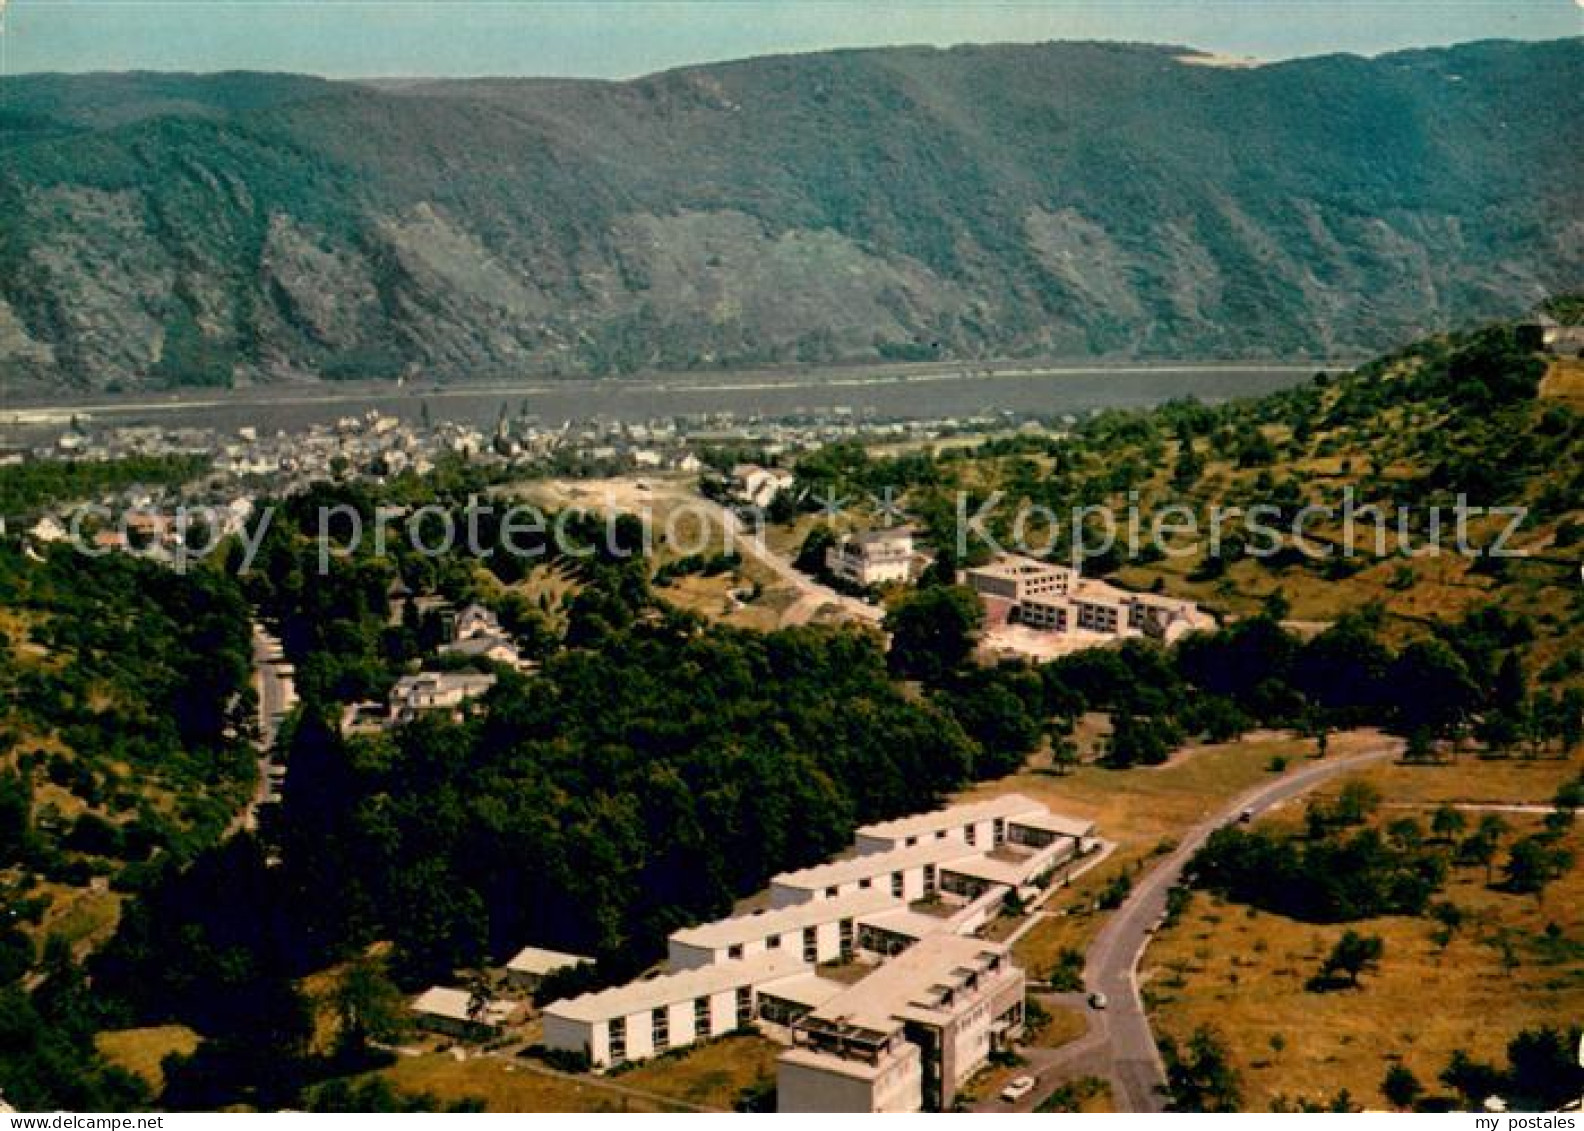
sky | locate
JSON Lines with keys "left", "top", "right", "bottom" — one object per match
{"left": 1, "top": 0, "right": 1580, "bottom": 79}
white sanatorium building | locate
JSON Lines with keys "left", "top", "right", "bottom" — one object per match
{"left": 778, "top": 935, "right": 1025, "bottom": 1113}
{"left": 963, "top": 553, "right": 1209, "bottom": 643}
{"left": 824, "top": 528, "right": 916, "bottom": 587}
{"left": 543, "top": 794, "right": 1098, "bottom": 1110}
{"left": 541, "top": 952, "right": 812, "bottom": 1067}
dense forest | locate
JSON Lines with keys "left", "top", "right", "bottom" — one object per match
{"left": 0, "top": 453, "right": 210, "bottom": 517}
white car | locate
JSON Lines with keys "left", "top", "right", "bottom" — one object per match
{"left": 1089, "top": 991, "right": 1109, "bottom": 1010}
{"left": 1001, "top": 1076, "right": 1037, "bottom": 1102}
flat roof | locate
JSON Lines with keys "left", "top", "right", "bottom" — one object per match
{"left": 965, "top": 555, "right": 1075, "bottom": 580}
{"left": 506, "top": 945, "right": 594, "bottom": 977}
{"left": 773, "top": 839, "right": 982, "bottom": 892}
{"left": 938, "top": 854, "right": 1036, "bottom": 888}
{"left": 778, "top": 1043, "right": 897, "bottom": 1081}
{"left": 856, "top": 793, "right": 1045, "bottom": 843}
{"left": 1008, "top": 810, "right": 1095, "bottom": 838}
{"left": 544, "top": 953, "right": 809, "bottom": 1024}
{"left": 856, "top": 905, "right": 962, "bottom": 942}
{"left": 1071, "top": 582, "right": 1127, "bottom": 608}
{"left": 755, "top": 972, "right": 850, "bottom": 1011}
{"left": 672, "top": 888, "right": 897, "bottom": 950}
{"left": 411, "top": 986, "right": 516, "bottom": 1027}
{"left": 799, "top": 935, "right": 1011, "bottom": 1035}
{"left": 844, "top": 528, "right": 912, "bottom": 547}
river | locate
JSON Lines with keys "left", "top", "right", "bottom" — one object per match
{"left": 0, "top": 360, "right": 1335, "bottom": 440}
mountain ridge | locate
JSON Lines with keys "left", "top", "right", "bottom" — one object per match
{"left": 1, "top": 38, "right": 1580, "bottom": 391}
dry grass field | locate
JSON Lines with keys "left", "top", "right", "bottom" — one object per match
{"left": 95, "top": 1026, "right": 201, "bottom": 1093}
{"left": 1143, "top": 755, "right": 1583, "bottom": 1111}
{"left": 1539, "top": 357, "right": 1584, "bottom": 404}
{"left": 616, "top": 1033, "right": 780, "bottom": 1108}
{"left": 379, "top": 1053, "right": 673, "bottom": 1112}
{"left": 954, "top": 729, "right": 1387, "bottom": 975}
{"left": 377, "top": 1032, "right": 781, "bottom": 1112}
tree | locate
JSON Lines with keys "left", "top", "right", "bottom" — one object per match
{"left": 1431, "top": 804, "right": 1466, "bottom": 843}
{"left": 1050, "top": 736, "right": 1080, "bottom": 776}
{"left": 1108, "top": 710, "right": 1174, "bottom": 767}
{"left": 465, "top": 974, "right": 491, "bottom": 1028}
{"left": 1404, "top": 728, "right": 1437, "bottom": 764}
{"left": 793, "top": 526, "right": 836, "bottom": 576}
{"left": 1333, "top": 780, "right": 1381, "bottom": 826}
{"left": 0, "top": 771, "right": 32, "bottom": 867}
{"left": 1381, "top": 1063, "right": 1423, "bottom": 1110}
{"left": 1492, "top": 652, "right": 1526, "bottom": 714}
{"left": 1456, "top": 831, "right": 1499, "bottom": 883}
{"left": 1503, "top": 836, "right": 1571, "bottom": 897}
{"left": 1320, "top": 930, "right": 1384, "bottom": 988}
{"left": 884, "top": 585, "right": 984, "bottom": 684}
{"left": 330, "top": 956, "right": 409, "bottom": 1060}
{"left": 1385, "top": 817, "right": 1424, "bottom": 852}
{"left": 1440, "top": 1049, "right": 1504, "bottom": 1109}
{"left": 1390, "top": 640, "right": 1479, "bottom": 738}
{"left": 1164, "top": 1026, "right": 1243, "bottom": 1112}
{"left": 1506, "top": 1025, "right": 1584, "bottom": 1110}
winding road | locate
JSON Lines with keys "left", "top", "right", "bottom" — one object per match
{"left": 710, "top": 501, "right": 886, "bottom": 627}
{"left": 981, "top": 738, "right": 1403, "bottom": 1113}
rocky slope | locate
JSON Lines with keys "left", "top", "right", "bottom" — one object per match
{"left": 0, "top": 39, "right": 1580, "bottom": 390}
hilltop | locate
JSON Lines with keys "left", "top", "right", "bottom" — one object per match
{"left": 1, "top": 38, "right": 1580, "bottom": 391}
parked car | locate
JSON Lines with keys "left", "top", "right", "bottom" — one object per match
{"left": 1001, "top": 1076, "right": 1037, "bottom": 1102}
{"left": 1088, "top": 991, "right": 1108, "bottom": 1010}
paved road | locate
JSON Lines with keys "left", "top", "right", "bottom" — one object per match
{"left": 1085, "top": 740, "right": 1402, "bottom": 1112}
{"left": 710, "top": 502, "right": 885, "bottom": 627}
{"left": 974, "top": 992, "right": 1112, "bottom": 1113}
{"left": 227, "top": 622, "right": 294, "bottom": 837}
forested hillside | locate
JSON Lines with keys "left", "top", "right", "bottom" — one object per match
{"left": 0, "top": 548, "right": 254, "bottom": 1109}
{"left": 2, "top": 37, "right": 1581, "bottom": 389}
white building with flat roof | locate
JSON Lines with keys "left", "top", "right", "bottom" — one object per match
{"left": 668, "top": 888, "right": 896, "bottom": 971}
{"left": 825, "top": 529, "right": 915, "bottom": 587}
{"left": 544, "top": 795, "right": 1101, "bottom": 1081}
{"left": 965, "top": 554, "right": 1211, "bottom": 647}
{"left": 542, "top": 953, "right": 811, "bottom": 1069}
{"left": 777, "top": 936, "right": 1025, "bottom": 1113}
{"left": 961, "top": 555, "right": 1077, "bottom": 604}
{"left": 854, "top": 792, "right": 1047, "bottom": 855}
{"left": 389, "top": 671, "right": 496, "bottom": 722}
{"left": 504, "top": 945, "right": 594, "bottom": 990}
{"left": 410, "top": 986, "right": 521, "bottom": 1039}
{"left": 769, "top": 839, "right": 983, "bottom": 909}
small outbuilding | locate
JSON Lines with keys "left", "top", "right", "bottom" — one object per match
{"left": 410, "top": 985, "right": 521, "bottom": 1040}
{"left": 504, "top": 945, "right": 595, "bottom": 991}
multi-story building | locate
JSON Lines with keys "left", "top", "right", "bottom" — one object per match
{"left": 1072, "top": 589, "right": 1125, "bottom": 634}
{"left": 668, "top": 888, "right": 896, "bottom": 970}
{"left": 824, "top": 529, "right": 915, "bottom": 587}
{"left": 964, "top": 554, "right": 1209, "bottom": 645}
{"left": 853, "top": 793, "right": 1051, "bottom": 856}
{"left": 542, "top": 795, "right": 1100, "bottom": 1094}
{"left": 777, "top": 936, "right": 1026, "bottom": 1113}
{"left": 388, "top": 671, "right": 497, "bottom": 723}
{"left": 768, "top": 839, "right": 983, "bottom": 909}
{"left": 961, "top": 555, "right": 1077, "bottom": 604}
{"left": 542, "top": 953, "right": 812, "bottom": 1069}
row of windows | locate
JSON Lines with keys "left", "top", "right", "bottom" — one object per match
{"left": 900, "top": 820, "right": 1008, "bottom": 850}
{"left": 727, "top": 920, "right": 857, "bottom": 962}
{"left": 608, "top": 992, "right": 750, "bottom": 1062}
